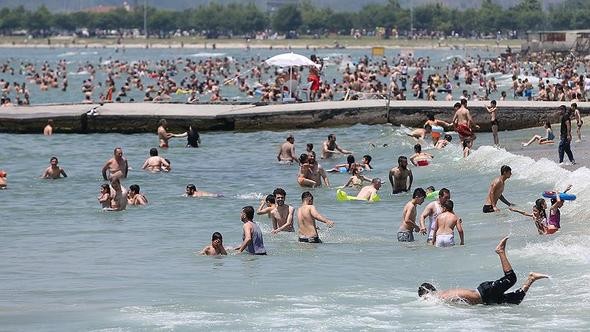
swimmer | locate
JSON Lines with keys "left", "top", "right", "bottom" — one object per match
{"left": 270, "top": 188, "right": 295, "bottom": 234}
{"left": 41, "top": 156, "right": 67, "bottom": 179}
{"left": 388, "top": 156, "right": 413, "bottom": 194}
{"left": 487, "top": 100, "right": 499, "bottom": 146}
{"left": 435, "top": 134, "right": 452, "bottom": 149}
{"left": 342, "top": 166, "right": 372, "bottom": 189}
{"left": 483, "top": 165, "right": 514, "bottom": 213}
{"left": 305, "top": 143, "right": 314, "bottom": 156}
{"left": 356, "top": 178, "right": 382, "bottom": 201}
{"left": 184, "top": 183, "right": 222, "bottom": 198}
{"left": 257, "top": 194, "right": 276, "bottom": 218}
{"left": 0, "top": 170, "right": 6, "bottom": 189}
{"left": 321, "top": 133, "right": 352, "bottom": 159}
{"left": 463, "top": 139, "right": 472, "bottom": 158}
{"left": 328, "top": 155, "right": 356, "bottom": 173}
{"left": 418, "top": 237, "right": 548, "bottom": 305}
{"left": 277, "top": 134, "right": 298, "bottom": 163}
{"left": 509, "top": 199, "right": 548, "bottom": 235}
{"left": 424, "top": 114, "right": 451, "bottom": 144}
{"left": 419, "top": 188, "right": 451, "bottom": 244}
{"left": 397, "top": 188, "right": 427, "bottom": 242}
{"left": 98, "top": 183, "right": 112, "bottom": 209}
{"left": 235, "top": 206, "right": 267, "bottom": 255}
{"left": 297, "top": 154, "right": 317, "bottom": 187}
{"left": 297, "top": 191, "right": 334, "bottom": 243}
{"left": 522, "top": 121, "right": 554, "bottom": 146}
{"left": 157, "top": 118, "right": 186, "bottom": 148}
{"left": 141, "top": 148, "right": 170, "bottom": 172}
{"left": 360, "top": 155, "right": 373, "bottom": 170}
{"left": 409, "top": 144, "right": 433, "bottom": 166}
{"left": 431, "top": 200, "right": 464, "bottom": 247}
{"left": 406, "top": 124, "right": 432, "bottom": 141}
{"left": 43, "top": 119, "right": 53, "bottom": 135}
{"left": 127, "top": 184, "right": 148, "bottom": 206}
{"left": 308, "top": 152, "right": 330, "bottom": 187}
{"left": 101, "top": 147, "right": 128, "bottom": 183}
{"left": 200, "top": 232, "right": 228, "bottom": 256}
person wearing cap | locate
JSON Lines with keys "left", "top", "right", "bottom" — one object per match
{"left": 356, "top": 178, "right": 382, "bottom": 201}
{"left": 0, "top": 170, "right": 7, "bottom": 189}
{"left": 277, "top": 134, "right": 298, "bottom": 164}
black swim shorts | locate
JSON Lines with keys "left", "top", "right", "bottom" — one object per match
{"left": 299, "top": 237, "right": 322, "bottom": 243}
{"left": 483, "top": 205, "right": 495, "bottom": 213}
{"left": 477, "top": 270, "right": 526, "bottom": 305}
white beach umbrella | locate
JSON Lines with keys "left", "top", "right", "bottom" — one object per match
{"left": 265, "top": 53, "right": 319, "bottom": 100}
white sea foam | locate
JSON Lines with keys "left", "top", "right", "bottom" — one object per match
{"left": 235, "top": 192, "right": 264, "bottom": 200}
{"left": 188, "top": 52, "right": 226, "bottom": 58}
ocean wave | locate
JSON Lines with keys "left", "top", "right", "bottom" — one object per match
{"left": 188, "top": 52, "right": 226, "bottom": 58}
{"left": 235, "top": 192, "right": 264, "bottom": 200}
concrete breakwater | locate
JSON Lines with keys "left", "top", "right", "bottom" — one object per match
{"left": 0, "top": 100, "right": 586, "bottom": 134}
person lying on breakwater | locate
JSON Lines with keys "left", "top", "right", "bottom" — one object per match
{"left": 356, "top": 178, "right": 382, "bottom": 201}
{"left": 41, "top": 156, "right": 67, "bottom": 179}
{"left": 277, "top": 134, "right": 298, "bottom": 164}
{"left": 102, "top": 147, "right": 128, "bottom": 183}
{"left": 257, "top": 194, "right": 276, "bottom": 218}
{"left": 297, "top": 191, "right": 335, "bottom": 243}
{"left": 431, "top": 200, "right": 464, "bottom": 247}
{"left": 409, "top": 144, "right": 433, "bottom": 166}
{"left": 418, "top": 236, "right": 548, "bottom": 305}
{"left": 235, "top": 206, "right": 266, "bottom": 255}
{"left": 157, "top": 118, "right": 187, "bottom": 148}
{"left": 406, "top": 124, "right": 432, "bottom": 141}
{"left": 270, "top": 188, "right": 295, "bottom": 234}
{"left": 389, "top": 156, "right": 413, "bottom": 194}
{"left": 200, "top": 232, "right": 228, "bottom": 256}
{"left": 184, "top": 183, "right": 223, "bottom": 198}
{"left": 141, "top": 148, "right": 170, "bottom": 172}
{"left": 321, "top": 134, "right": 352, "bottom": 159}
{"left": 483, "top": 165, "right": 514, "bottom": 213}
{"left": 127, "top": 184, "right": 148, "bottom": 206}
{"left": 522, "top": 121, "right": 554, "bottom": 146}
{"left": 397, "top": 188, "right": 427, "bottom": 242}
{"left": 435, "top": 134, "right": 453, "bottom": 149}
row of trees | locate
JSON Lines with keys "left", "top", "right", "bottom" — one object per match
{"left": 0, "top": 0, "right": 588, "bottom": 37}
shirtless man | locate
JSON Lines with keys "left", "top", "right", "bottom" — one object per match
{"left": 109, "top": 179, "right": 128, "bottom": 211}
{"left": 431, "top": 200, "right": 464, "bottom": 247}
{"left": 483, "top": 165, "right": 514, "bottom": 213}
{"left": 184, "top": 183, "right": 222, "bottom": 198}
{"left": 270, "top": 188, "right": 295, "bottom": 234}
{"left": 356, "top": 178, "right": 382, "bottom": 201}
{"left": 308, "top": 152, "right": 330, "bottom": 187}
{"left": 406, "top": 124, "right": 432, "bottom": 141}
{"left": 127, "top": 184, "right": 148, "bottom": 205}
{"left": 418, "top": 237, "right": 548, "bottom": 305}
{"left": 572, "top": 102, "right": 582, "bottom": 142}
{"left": 487, "top": 100, "right": 499, "bottom": 146}
{"left": 453, "top": 100, "right": 479, "bottom": 144}
{"left": 141, "top": 148, "right": 170, "bottom": 172}
{"left": 102, "top": 147, "right": 128, "bottom": 183}
{"left": 41, "top": 156, "right": 67, "bottom": 179}
{"left": 43, "top": 119, "right": 53, "bottom": 136}
{"left": 321, "top": 134, "right": 352, "bottom": 159}
{"left": 200, "top": 232, "right": 228, "bottom": 256}
{"left": 277, "top": 134, "right": 298, "bottom": 163}
{"left": 0, "top": 170, "right": 7, "bottom": 189}
{"left": 157, "top": 118, "right": 185, "bottom": 148}
{"left": 297, "top": 191, "right": 335, "bottom": 243}
{"left": 397, "top": 188, "right": 426, "bottom": 242}
{"left": 419, "top": 188, "right": 450, "bottom": 244}
{"left": 409, "top": 144, "right": 433, "bottom": 166}
{"left": 389, "top": 156, "right": 413, "bottom": 194}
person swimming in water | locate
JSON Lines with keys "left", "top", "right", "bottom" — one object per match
{"left": 409, "top": 144, "right": 433, "bottom": 166}
{"left": 200, "top": 232, "right": 228, "bottom": 256}
{"left": 418, "top": 236, "right": 548, "bottom": 305}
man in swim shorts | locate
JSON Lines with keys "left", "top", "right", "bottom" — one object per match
{"left": 277, "top": 134, "right": 298, "bottom": 164}
{"left": 297, "top": 191, "right": 335, "bottom": 243}
{"left": 483, "top": 165, "right": 514, "bottom": 213}
{"left": 418, "top": 237, "right": 548, "bottom": 305}
{"left": 235, "top": 206, "right": 267, "bottom": 255}
{"left": 270, "top": 188, "right": 295, "bottom": 234}
{"left": 431, "top": 200, "right": 464, "bottom": 247}
{"left": 321, "top": 134, "right": 352, "bottom": 159}
{"left": 102, "top": 147, "right": 128, "bottom": 183}
{"left": 453, "top": 100, "right": 479, "bottom": 144}
{"left": 397, "top": 188, "right": 426, "bottom": 242}
{"left": 389, "top": 156, "right": 413, "bottom": 194}
{"left": 41, "top": 156, "right": 68, "bottom": 179}
{"left": 356, "top": 178, "right": 382, "bottom": 201}
{"left": 419, "top": 188, "right": 450, "bottom": 244}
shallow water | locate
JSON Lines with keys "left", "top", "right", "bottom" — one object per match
{"left": 1, "top": 125, "right": 589, "bottom": 331}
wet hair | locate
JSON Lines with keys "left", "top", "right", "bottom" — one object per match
{"left": 301, "top": 191, "right": 313, "bottom": 201}
{"left": 346, "top": 155, "right": 355, "bottom": 167}
{"left": 328, "top": 134, "right": 335, "bottom": 140}
{"left": 426, "top": 186, "right": 435, "bottom": 192}
{"left": 50, "top": 156, "right": 58, "bottom": 162}
{"left": 306, "top": 143, "right": 313, "bottom": 151}
{"left": 453, "top": 102, "right": 461, "bottom": 109}
{"left": 242, "top": 206, "right": 255, "bottom": 220}
{"left": 398, "top": 156, "right": 407, "bottom": 164}
{"left": 265, "top": 194, "right": 276, "bottom": 204}
{"left": 273, "top": 187, "right": 286, "bottom": 197}
{"left": 186, "top": 184, "right": 197, "bottom": 191}
{"left": 427, "top": 114, "right": 435, "bottom": 121}
{"left": 439, "top": 188, "right": 450, "bottom": 198}
{"left": 550, "top": 197, "right": 558, "bottom": 205}
{"left": 491, "top": 100, "right": 497, "bottom": 106}
{"left": 463, "top": 140, "right": 471, "bottom": 148}
{"left": 534, "top": 198, "right": 547, "bottom": 220}
{"left": 101, "top": 183, "right": 110, "bottom": 191}
{"left": 442, "top": 199, "right": 454, "bottom": 212}
{"left": 129, "top": 184, "right": 140, "bottom": 193}
{"left": 149, "top": 148, "right": 158, "bottom": 156}
{"left": 299, "top": 153, "right": 309, "bottom": 164}
{"left": 413, "top": 187, "right": 427, "bottom": 199}
{"left": 418, "top": 282, "right": 436, "bottom": 297}
{"left": 164, "top": 158, "right": 170, "bottom": 166}
{"left": 500, "top": 165, "right": 511, "bottom": 175}
{"left": 212, "top": 232, "right": 223, "bottom": 242}
{"left": 414, "top": 144, "right": 422, "bottom": 153}
{"left": 362, "top": 155, "right": 372, "bottom": 163}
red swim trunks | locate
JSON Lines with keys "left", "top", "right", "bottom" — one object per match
{"left": 416, "top": 159, "right": 429, "bottom": 166}
{"left": 455, "top": 123, "right": 473, "bottom": 139}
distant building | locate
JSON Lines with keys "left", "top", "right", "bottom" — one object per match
{"left": 522, "top": 29, "right": 590, "bottom": 54}
{"left": 266, "top": 0, "right": 299, "bottom": 13}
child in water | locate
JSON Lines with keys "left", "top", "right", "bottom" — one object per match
{"left": 98, "top": 183, "right": 112, "bottom": 209}
{"left": 342, "top": 164, "right": 372, "bottom": 189}
{"left": 257, "top": 194, "right": 276, "bottom": 218}
{"left": 463, "top": 139, "right": 472, "bottom": 158}
{"left": 509, "top": 199, "right": 549, "bottom": 235}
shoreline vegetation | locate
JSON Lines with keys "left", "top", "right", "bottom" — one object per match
{"left": 0, "top": 36, "right": 523, "bottom": 50}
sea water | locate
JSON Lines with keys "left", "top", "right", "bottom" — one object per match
{"left": 1, "top": 125, "right": 589, "bottom": 331}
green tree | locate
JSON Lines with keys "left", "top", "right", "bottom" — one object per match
{"left": 271, "top": 4, "right": 302, "bottom": 33}
{"left": 27, "top": 5, "right": 52, "bottom": 31}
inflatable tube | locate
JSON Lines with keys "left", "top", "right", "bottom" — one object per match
{"left": 426, "top": 190, "right": 439, "bottom": 200}
{"left": 431, "top": 125, "right": 444, "bottom": 134}
{"left": 542, "top": 191, "right": 576, "bottom": 201}
{"left": 336, "top": 189, "right": 380, "bottom": 202}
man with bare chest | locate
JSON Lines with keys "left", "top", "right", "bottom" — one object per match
{"left": 102, "top": 147, "right": 128, "bottom": 183}
{"left": 270, "top": 188, "right": 295, "bottom": 234}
